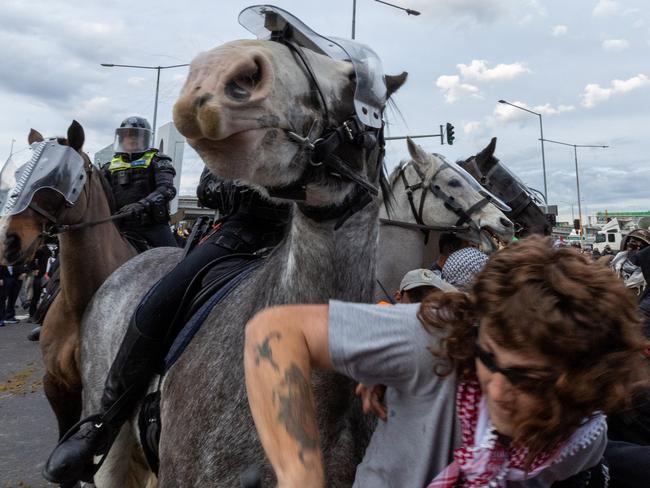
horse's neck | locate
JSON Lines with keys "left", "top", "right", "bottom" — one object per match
{"left": 58, "top": 174, "right": 135, "bottom": 312}
{"left": 375, "top": 224, "right": 430, "bottom": 297}
{"left": 276, "top": 201, "right": 379, "bottom": 303}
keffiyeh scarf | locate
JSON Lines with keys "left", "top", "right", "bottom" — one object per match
{"left": 427, "top": 380, "right": 607, "bottom": 488}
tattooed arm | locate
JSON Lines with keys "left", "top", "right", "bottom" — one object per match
{"left": 244, "top": 305, "right": 333, "bottom": 488}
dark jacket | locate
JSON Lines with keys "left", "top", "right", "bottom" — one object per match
{"left": 102, "top": 149, "right": 176, "bottom": 225}
{"left": 628, "top": 246, "right": 650, "bottom": 336}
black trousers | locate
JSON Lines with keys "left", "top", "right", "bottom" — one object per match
{"left": 133, "top": 216, "right": 287, "bottom": 343}
{"left": 4, "top": 277, "right": 22, "bottom": 319}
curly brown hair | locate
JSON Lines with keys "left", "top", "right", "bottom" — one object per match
{"left": 419, "top": 235, "right": 650, "bottom": 462}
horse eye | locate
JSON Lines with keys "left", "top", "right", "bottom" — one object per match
{"left": 448, "top": 178, "right": 461, "bottom": 187}
{"left": 348, "top": 72, "right": 357, "bottom": 83}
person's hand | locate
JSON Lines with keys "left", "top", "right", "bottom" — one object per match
{"left": 18, "top": 273, "right": 26, "bottom": 280}
{"left": 117, "top": 202, "right": 146, "bottom": 217}
{"left": 355, "top": 383, "right": 387, "bottom": 421}
{"left": 32, "top": 270, "right": 39, "bottom": 276}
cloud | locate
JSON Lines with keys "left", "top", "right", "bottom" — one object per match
{"left": 493, "top": 101, "right": 574, "bottom": 122}
{"left": 436, "top": 75, "right": 480, "bottom": 103}
{"left": 464, "top": 121, "right": 482, "bottom": 134}
{"left": 127, "top": 77, "right": 147, "bottom": 86}
{"left": 581, "top": 74, "right": 650, "bottom": 107}
{"left": 436, "top": 59, "right": 529, "bottom": 103}
{"left": 602, "top": 39, "right": 630, "bottom": 52}
{"left": 409, "top": 0, "right": 545, "bottom": 24}
{"left": 593, "top": 0, "right": 620, "bottom": 17}
{"left": 552, "top": 25, "right": 568, "bottom": 36}
{"left": 457, "top": 60, "right": 530, "bottom": 82}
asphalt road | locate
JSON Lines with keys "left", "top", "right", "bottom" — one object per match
{"left": 0, "top": 316, "right": 58, "bottom": 488}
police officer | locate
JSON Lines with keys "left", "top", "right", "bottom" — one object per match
{"left": 103, "top": 116, "right": 177, "bottom": 247}
{"left": 44, "top": 169, "right": 291, "bottom": 484}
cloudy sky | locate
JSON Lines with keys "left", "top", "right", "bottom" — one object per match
{"left": 2, "top": 0, "right": 649, "bottom": 221}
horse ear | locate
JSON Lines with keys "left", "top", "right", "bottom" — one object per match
{"left": 406, "top": 137, "right": 429, "bottom": 165}
{"left": 67, "top": 120, "right": 85, "bottom": 152}
{"left": 475, "top": 137, "right": 497, "bottom": 168}
{"left": 28, "top": 129, "right": 44, "bottom": 144}
{"left": 385, "top": 72, "right": 408, "bottom": 98}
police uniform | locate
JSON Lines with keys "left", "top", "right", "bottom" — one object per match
{"left": 102, "top": 148, "right": 177, "bottom": 248}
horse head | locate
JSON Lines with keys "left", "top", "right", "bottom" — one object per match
{"left": 173, "top": 7, "right": 406, "bottom": 215}
{"left": 458, "top": 137, "right": 551, "bottom": 237}
{"left": 2, "top": 120, "right": 96, "bottom": 264}
{"left": 389, "top": 138, "right": 513, "bottom": 247}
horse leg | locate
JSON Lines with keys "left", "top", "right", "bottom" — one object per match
{"left": 43, "top": 372, "right": 82, "bottom": 439}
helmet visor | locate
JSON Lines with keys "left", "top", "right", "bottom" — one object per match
{"left": 114, "top": 127, "right": 152, "bottom": 154}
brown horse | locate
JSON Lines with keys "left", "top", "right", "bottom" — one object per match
{"left": 2, "top": 121, "right": 137, "bottom": 442}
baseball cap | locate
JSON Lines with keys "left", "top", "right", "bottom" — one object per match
{"left": 399, "top": 268, "right": 457, "bottom": 293}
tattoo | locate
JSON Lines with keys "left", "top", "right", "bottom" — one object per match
{"left": 255, "top": 331, "right": 281, "bottom": 371}
{"left": 277, "top": 363, "right": 319, "bottom": 464}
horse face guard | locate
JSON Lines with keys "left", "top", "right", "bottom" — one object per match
{"left": 0, "top": 139, "right": 87, "bottom": 223}
{"left": 239, "top": 5, "right": 388, "bottom": 228}
{"left": 461, "top": 154, "right": 541, "bottom": 223}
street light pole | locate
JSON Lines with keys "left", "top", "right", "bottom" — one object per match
{"left": 101, "top": 63, "right": 189, "bottom": 145}
{"left": 498, "top": 99, "right": 548, "bottom": 204}
{"left": 540, "top": 138, "right": 609, "bottom": 242}
{"left": 352, "top": 0, "right": 420, "bottom": 39}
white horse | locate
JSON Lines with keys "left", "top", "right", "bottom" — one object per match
{"left": 376, "top": 143, "right": 513, "bottom": 300}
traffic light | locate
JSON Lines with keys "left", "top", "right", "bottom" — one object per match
{"left": 446, "top": 123, "right": 455, "bottom": 145}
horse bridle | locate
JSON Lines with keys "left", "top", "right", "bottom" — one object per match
{"left": 380, "top": 160, "right": 492, "bottom": 243}
{"left": 264, "top": 34, "right": 385, "bottom": 229}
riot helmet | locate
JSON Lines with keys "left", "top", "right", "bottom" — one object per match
{"left": 113, "top": 116, "right": 153, "bottom": 155}
{"left": 622, "top": 229, "right": 650, "bottom": 251}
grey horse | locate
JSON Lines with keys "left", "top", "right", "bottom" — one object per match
{"left": 376, "top": 142, "right": 513, "bottom": 300}
{"left": 80, "top": 17, "right": 408, "bottom": 488}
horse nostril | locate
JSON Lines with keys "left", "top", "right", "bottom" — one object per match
{"left": 224, "top": 60, "right": 263, "bottom": 103}
{"left": 500, "top": 217, "right": 512, "bottom": 228}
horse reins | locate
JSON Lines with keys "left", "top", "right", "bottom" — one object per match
{"left": 264, "top": 33, "right": 385, "bottom": 229}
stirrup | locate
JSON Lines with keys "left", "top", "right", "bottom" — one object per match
{"left": 45, "top": 414, "right": 116, "bottom": 484}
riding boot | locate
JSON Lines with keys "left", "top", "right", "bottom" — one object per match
{"left": 43, "top": 318, "right": 163, "bottom": 484}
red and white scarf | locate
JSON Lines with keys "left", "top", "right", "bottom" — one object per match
{"left": 427, "top": 379, "right": 605, "bottom": 488}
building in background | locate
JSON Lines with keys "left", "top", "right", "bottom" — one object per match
{"left": 93, "top": 143, "right": 113, "bottom": 167}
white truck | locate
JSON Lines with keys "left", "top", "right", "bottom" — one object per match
{"left": 593, "top": 218, "right": 628, "bottom": 253}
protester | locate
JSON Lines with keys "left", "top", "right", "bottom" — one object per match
{"left": 395, "top": 268, "right": 456, "bottom": 303}
{"left": 1, "top": 263, "right": 26, "bottom": 323}
{"left": 441, "top": 246, "right": 489, "bottom": 292}
{"left": 430, "top": 233, "right": 469, "bottom": 273}
{"left": 244, "top": 237, "right": 648, "bottom": 487}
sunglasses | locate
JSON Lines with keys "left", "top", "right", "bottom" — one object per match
{"left": 474, "top": 342, "right": 556, "bottom": 393}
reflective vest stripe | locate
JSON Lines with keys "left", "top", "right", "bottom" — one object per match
{"left": 108, "top": 150, "right": 156, "bottom": 173}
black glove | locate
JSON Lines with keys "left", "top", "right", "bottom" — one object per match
{"left": 117, "top": 201, "right": 146, "bottom": 217}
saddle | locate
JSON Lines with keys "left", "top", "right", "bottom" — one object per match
{"left": 137, "top": 249, "right": 267, "bottom": 475}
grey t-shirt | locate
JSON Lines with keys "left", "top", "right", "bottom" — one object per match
{"left": 328, "top": 300, "right": 460, "bottom": 488}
